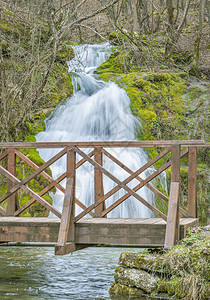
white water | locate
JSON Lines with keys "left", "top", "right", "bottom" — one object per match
{"left": 36, "top": 43, "right": 154, "bottom": 218}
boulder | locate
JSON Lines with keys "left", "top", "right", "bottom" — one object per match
{"left": 114, "top": 266, "right": 159, "bottom": 293}
{"left": 119, "top": 252, "right": 156, "bottom": 271}
{"left": 109, "top": 282, "right": 144, "bottom": 298}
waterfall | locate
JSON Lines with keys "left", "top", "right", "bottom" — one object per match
{"left": 36, "top": 43, "right": 154, "bottom": 218}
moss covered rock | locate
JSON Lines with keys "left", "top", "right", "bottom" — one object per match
{"left": 109, "top": 282, "right": 144, "bottom": 298}
{"left": 114, "top": 266, "right": 159, "bottom": 293}
{"left": 119, "top": 252, "right": 156, "bottom": 271}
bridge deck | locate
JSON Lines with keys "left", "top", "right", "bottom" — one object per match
{"left": 0, "top": 217, "right": 199, "bottom": 247}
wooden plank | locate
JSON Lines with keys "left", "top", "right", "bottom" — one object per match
{"left": 171, "top": 144, "right": 180, "bottom": 242}
{"left": 0, "top": 165, "right": 62, "bottom": 218}
{"left": 188, "top": 147, "right": 197, "bottom": 217}
{"left": 164, "top": 182, "right": 180, "bottom": 249}
{"left": 57, "top": 178, "right": 74, "bottom": 246}
{"left": 76, "top": 150, "right": 94, "bottom": 168}
{"left": 0, "top": 206, "right": 6, "bottom": 216}
{"left": 0, "top": 218, "right": 60, "bottom": 243}
{"left": 0, "top": 149, "right": 9, "bottom": 161}
{"left": 0, "top": 148, "right": 67, "bottom": 204}
{"left": 94, "top": 147, "right": 105, "bottom": 217}
{"left": 7, "top": 148, "right": 18, "bottom": 216}
{"left": 0, "top": 140, "right": 206, "bottom": 149}
{"left": 74, "top": 146, "right": 167, "bottom": 221}
{"left": 0, "top": 217, "right": 198, "bottom": 247}
{"left": 55, "top": 242, "right": 76, "bottom": 255}
{"left": 66, "top": 148, "right": 76, "bottom": 243}
{"left": 0, "top": 217, "right": 60, "bottom": 223}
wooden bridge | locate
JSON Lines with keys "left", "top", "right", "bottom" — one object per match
{"left": 0, "top": 140, "right": 208, "bottom": 255}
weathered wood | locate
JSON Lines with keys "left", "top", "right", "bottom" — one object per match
{"left": 7, "top": 148, "right": 18, "bottom": 216}
{"left": 0, "top": 217, "right": 198, "bottom": 247}
{"left": 74, "top": 146, "right": 167, "bottom": 221}
{"left": 101, "top": 148, "right": 188, "bottom": 218}
{"left": 0, "top": 217, "right": 60, "bottom": 243}
{"left": 0, "top": 149, "right": 9, "bottom": 161}
{"left": 171, "top": 143, "right": 180, "bottom": 242}
{"left": 66, "top": 148, "right": 76, "bottom": 243}
{"left": 0, "top": 140, "right": 206, "bottom": 149}
{"left": 14, "top": 149, "right": 94, "bottom": 217}
{"left": 0, "top": 206, "right": 6, "bottom": 216}
{"left": 76, "top": 150, "right": 94, "bottom": 168}
{"left": 55, "top": 242, "right": 76, "bottom": 255}
{"left": 102, "top": 148, "right": 169, "bottom": 203}
{"left": 15, "top": 149, "right": 94, "bottom": 192}
{"left": 0, "top": 165, "right": 61, "bottom": 218}
{"left": 14, "top": 172, "right": 67, "bottom": 216}
{"left": 164, "top": 182, "right": 180, "bottom": 249}
{"left": 15, "top": 149, "right": 66, "bottom": 194}
{"left": 94, "top": 147, "right": 105, "bottom": 217}
{"left": 0, "top": 148, "right": 67, "bottom": 204}
{"left": 57, "top": 178, "right": 74, "bottom": 246}
{"left": 188, "top": 147, "right": 197, "bottom": 217}
{"left": 75, "top": 147, "right": 173, "bottom": 221}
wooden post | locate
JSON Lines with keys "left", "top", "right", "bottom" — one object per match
{"left": 94, "top": 147, "right": 105, "bottom": 217}
{"left": 67, "top": 148, "right": 76, "bottom": 243}
{"left": 7, "top": 148, "right": 18, "bottom": 216}
{"left": 164, "top": 182, "right": 180, "bottom": 249}
{"left": 170, "top": 143, "right": 180, "bottom": 243}
{"left": 55, "top": 147, "right": 76, "bottom": 255}
{"left": 188, "top": 147, "right": 197, "bottom": 217}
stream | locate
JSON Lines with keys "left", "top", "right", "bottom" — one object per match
{"left": 0, "top": 246, "right": 145, "bottom": 300}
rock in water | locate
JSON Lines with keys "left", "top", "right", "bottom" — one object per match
{"left": 119, "top": 252, "right": 156, "bottom": 271}
{"left": 114, "top": 266, "right": 159, "bottom": 293}
{"left": 109, "top": 282, "right": 144, "bottom": 298}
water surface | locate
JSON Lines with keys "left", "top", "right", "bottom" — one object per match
{"left": 0, "top": 246, "right": 144, "bottom": 300}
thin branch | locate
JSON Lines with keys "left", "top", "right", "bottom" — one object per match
{"left": 74, "top": 23, "right": 109, "bottom": 41}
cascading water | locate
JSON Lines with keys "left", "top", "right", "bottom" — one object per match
{"left": 36, "top": 43, "right": 154, "bottom": 218}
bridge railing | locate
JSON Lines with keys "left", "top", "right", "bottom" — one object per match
{"left": 0, "top": 140, "right": 208, "bottom": 251}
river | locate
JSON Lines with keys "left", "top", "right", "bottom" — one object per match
{"left": 0, "top": 245, "right": 145, "bottom": 300}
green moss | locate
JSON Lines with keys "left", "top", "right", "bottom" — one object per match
{"left": 55, "top": 42, "right": 75, "bottom": 62}
{"left": 95, "top": 50, "right": 133, "bottom": 75}
{"left": 158, "top": 277, "right": 188, "bottom": 298}
{"left": 95, "top": 51, "right": 125, "bottom": 74}
{"left": 109, "top": 30, "right": 126, "bottom": 45}
{"left": 109, "top": 282, "right": 144, "bottom": 297}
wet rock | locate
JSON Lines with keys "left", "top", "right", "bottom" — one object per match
{"left": 114, "top": 266, "right": 159, "bottom": 293}
{"left": 119, "top": 252, "right": 156, "bottom": 271}
{"left": 109, "top": 282, "right": 144, "bottom": 298}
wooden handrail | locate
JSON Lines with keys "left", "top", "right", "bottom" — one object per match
{"left": 0, "top": 140, "right": 208, "bottom": 230}
{"left": 0, "top": 140, "right": 207, "bottom": 149}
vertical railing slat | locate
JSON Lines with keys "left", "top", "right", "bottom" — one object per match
{"left": 171, "top": 143, "right": 180, "bottom": 243}
{"left": 188, "top": 147, "right": 197, "bottom": 217}
{"left": 164, "top": 182, "right": 180, "bottom": 249}
{"left": 94, "top": 147, "right": 105, "bottom": 217}
{"left": 55, "top": 147, "right": 76, "bottom": 255}
{"left": 7, "top": 148, "right": 18, "bottom": 215}
{"left": 165, "top": 143, "right": 181, "bottom": 248}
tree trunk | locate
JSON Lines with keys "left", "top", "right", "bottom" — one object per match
{"left": 191, "top": 0, "right": 205, "bottom": 73}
